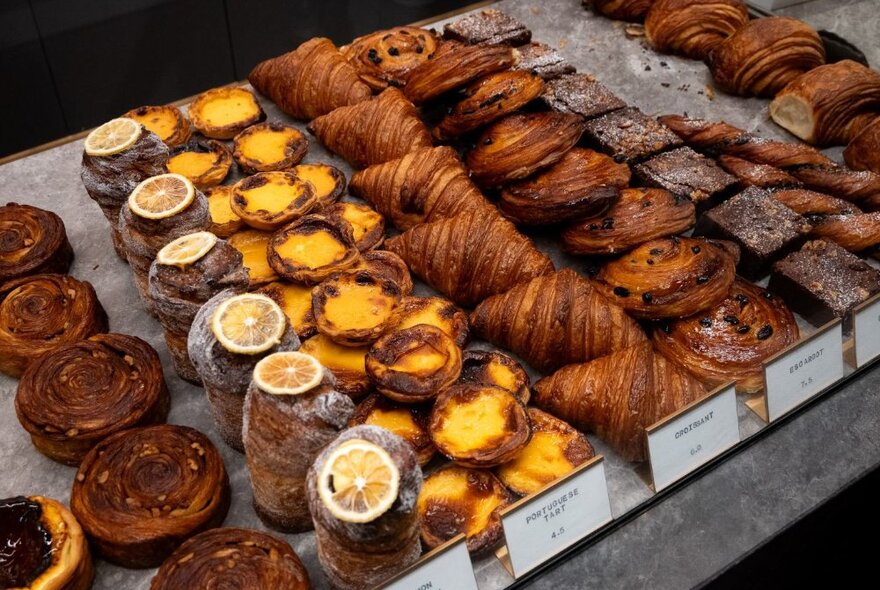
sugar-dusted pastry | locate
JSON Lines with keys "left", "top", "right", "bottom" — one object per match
{"left": 307, "top": 425, "right": 422, "bottom": 590}
{"left": 513, "top": 42, "right": 575, "bottom": 80}
{"left": 312, "top": 270, "right": 402, "bottom": 346}
{"left": 443, "top": 8, "right": 531, "bottom": 46}
{"left": 391, "top": 296, "right": 468, "bottom": 346}
{"left": 354, "top": 250, "right": 414, "bottom": 296}
{"left": 470, "top": 269, "right": 646, "bottom": 373}
{"left": 844, "top": 118, "right": 880, "bottom": 174}
{"left": 588, "top": 0, "right": 653, "bottom": 21}
{"left": 534, "top": 342, "right": 706, "bottom": 462}
{"left": 258, "top": 281, "right": 317, "bottom": 339}
{"left": 499, "top": 147, "right": 629, "bottom": 225}
{"left": 71, "top": 424, "right": 230, "bottom": 568}
{"left": 308, "top": 87, "right": 432, "bottom": 169}
{"left": 540, "top": 73, "right": 626, "bottom": 120}
{"left": 233, "top": 122, "right": 309, "bottom": 174}
{"left": 0, "top": 203, "right": 73, "bottom": 283}
{"left": 563, "top": 187, "right": 696, "bottom": 255}
{"left": 149, "top": 232, "right": 249, "bottom": 382}
{"left": 772, "top": 189, "right": 861, "bottom": 217}
{"left": 467, "top": 112, "right": 584, "bottom": 188}
{"left": 150, "top": 528, "right": 310, "bottom": 590}
{"left": 300, "top": 334, "right": 371, "bottom": 399}
{"left": 325, "top": 201, "right": 385, "bottom": 252}
{"left": 268, "top": 214, "right": 360, "bottom": 285}
{"left": 228, "top": 229, "right": 278, "bottom": 287}
{"left": 644, "top": 0, "right": 748, "bottom": 60}
{"left": 417, "top": 465, "right": 514, "bottom": 555}
{"left": 592, "top": 236, "right": 739, "bottom": 319}
{"left": 788, "top": 164, "right": 880, "bottom": 205}
{"left": 772, "top": 190, "right": 880, "bottom": 252}
{"left": 187, "top": 86, "right": 265, "bottom": 139}
{"left": 231, "top": 171, "right": 317, "bottom": 231}
{"left": 188, "top": 290, "right": 300, "bottom": 450}
{"left": 349, "top": 394, "right": 435, "bottom": 465}
{"left": 166, "top": 139, "right": 233, "bottom": 190}
{"left": 0, "top": 274, "right": 108, "bottom": 378}
{"left": 0, "top": 496, "right": 93, "bottom": 590}
{"left": 385, "top": 209, "right": 554, "bottom": 307}
{"left": 244, "top": 352, "right": 354, "bottom": 532}
{"left": 249, "top": 37, "right": 372, "bottom": 120}
{"left": 717, "top": 155, "right": 801, "bottom": 189}
{"left": 205, "top": 185, "right": 243, "bottom": 238}
{"left": 342, "top": 27, "right": 439, "bottom": 91}
{"left": 582, "top": 107, "right": 683, "bottom": 164}
{"left": 15, "top": 333, "right": 169, "bottom": 465}
{"left": 124, "top": 105, "right": 192, "bottom": 147}
{"left": 459, "top": 349, "right": 530, "bottom": 404}
{"left": 633, "top": 147, "right": 737, "bottom": 206}
{"left": 653, "top": 278, "right": 800, "bottom": 393}
{"left": 291, "top": 163, "right": 347, "bottom": 207}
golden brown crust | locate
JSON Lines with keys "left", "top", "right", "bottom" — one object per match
{"left": 205, "top": 185, "right": 243, "bottom": 238}
{"left": 844, "top": 118, "right": 880, "bottom": 174}
{"left": 0, "top": 203, "right": 73, "bottom": 283}
{"left": 325, "top": 201, "right": 385, "bottom": 252}
{"left": 124, "top": 105, "right": 192, "bottom": 147}
{"left": 268, "top": 214, "right": 360, "bottom": 284}
{"left": 312, "top": 270, "right": 402, "bottom": 346}
{"left": 789, "top": 164, "right": 880, "bottom": 204}
{"left": 342, "top": 27, "right": 439, "bottom": 91}
{"left": 809, "top": 213, "right": 880, "bottom": 254}
{"left": 299, "top": 334, "right": 371, "bottom": 399}
{"left": 291, "top": 163, "right": 347, "bottom": 207}
{"left": 404, "top": 41, "right": 516, "bottom": 104}
{"left": 188, "top": 86, "right": 266, "bottom": 139}
{"left": 232, "top": 122, "right": 309, "bottom": 174}
{"left": 391, "top": 296, "right": 468, "bottom": 345}
{"left": 166, "top": 139, "right": 233, "bottom": 190}
{"left": 590, "top": 0, "right": 653, "bottom": 21}
{"left": 717, "top": 155, "right": 801, "bottom": 189}
{"left": 231, "top": 171, "right": 318, "bottom": 231}
{"left": 349, "top": 394, "right": 435, "bottom": 465}
{"left": 645, "top": 0, "right": 748, "bottom": 60}
{"left": 771, "top": 189, "right": 861, "bottom": 216}
{"left": 459, "top": 350, "right": 530, "bottom": 404}
{"left": 353, "top": 250, "right": 414, "bottom": 297}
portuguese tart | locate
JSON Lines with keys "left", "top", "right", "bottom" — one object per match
{"left": 165, "top": 139, "right": 232, "bottom": 190}
{"left": 353, "top": 250, "right": 414, "bottom": 296}
{"left": 205, "top": 185, "right": 243, "bottom": 238}
{"left": 228, "top": 229, "right": 279, "bottom": 287}
{"left": 459, "top": 349, "right": 530, "bottom": 404}
{"left": 325, "top": 201, "right": 385, "bottom": 252}
{"left": 290, "top": 163, "right": 346, "bottom": 207}
{"left": 233, "top": 122, "right": 309, "bottom": 174}
{"left": 124, "top": 105, "right": 192, "bottom": 147}
{"left": 342, "top": 26, "right": 439, "bottom": 91}
{"left": 299, "top": 334, "right": 371, "bottom": 399}
{"left": 267, "top": 214, "right": 360, "bottom": 284}
{"left": 313, "top": 270, "right": 402, "bottom": 346}
{"left": 391, "top": 295, "right": 469, "bottom": 346}
{"left": 349, "top": 393, "right": 435, "bottom": 465}
{"left": 258, "top": 281, "right": 317, "bottom": 339}
{"left": 188, "top": 86, "right": 265, "bottom": 139}
{"left": 0, "top": 203, "right": 73, "bottom": 283}
{"left": 231, "top": 171, "right": 318, "bottom": 230}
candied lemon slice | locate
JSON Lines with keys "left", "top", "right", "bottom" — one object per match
{"left": 253, "top": 351, "right": 323, "bottom": 395}
{"left": 318, "top": 439, "right": 400, "bottom": 524}
{"left": 156, "top": 231, "right": 218, "bottom": 268}
{"left": 211, "top": 293, "right": 286, "bottom": 354}
{"left": 84, "top": 117, "right": 141, "bottom": 156}
{"left": 128, "top": 173, "right": 195, "bottom": 220}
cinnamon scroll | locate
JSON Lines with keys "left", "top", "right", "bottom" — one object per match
{"left": 342, "top": 27, "right": 439, "bottom": 91}
{"left": 0, "top": 203, "right": 73, "bottom": 283}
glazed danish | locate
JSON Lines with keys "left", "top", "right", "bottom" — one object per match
{"left": 0, "top": 203, "right": 73, "bottom": 283}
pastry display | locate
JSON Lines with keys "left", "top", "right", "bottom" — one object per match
{"left": 231, "top": 171, "right": 317, "bottom": 231}
{"left": 188, "top": 290, "right": 300, "bottom": 450}
{"left": 291, "top": 162, "right": 347, "bottom": 207}
{"left": 233, "top": 122, "right": 309, "bottom": 173}
{"left": 341, "top": 27, "right": 439, "bottom": 91}
{"left": 0, "top": 203, "right": 73, "bottom": 283}
{"left": 306, "top": 426, "right": 422, "bottom": 590}
{"left": 187, "top": 86, "right": 265, "bottom": 139}
{"left": 417, "top": 465, "right": 514, "bottom": 555}
{"left": 15, "top": 333, "right": 169, "bottom": 465}
{"left": 0, "top": 274, "right": 108, "bottom": 378}
{"left": 228, "top": 229, "right": 279, "bottom": 287}
{"left": 354, "top": 250, "right": 414, "bottom": 296}
{"left": 166, "top": 139, "right": 233, "bottom": 190}
{"left": 470, "top": 269, "right": 646, "bottom": 373}
{"left": 299, "top": 334, "right": 371, "bottom": 399}
{"left": 459, "top": 349, "right": 530, "bottom": 404}
{"left": 514, "top": 42, "right": 575, "bottom": 80}
{"left": 325, "top": 201, "right": 385, "bottom": 252}
{"left": 563, "top": 187, "right": 696, "bottom": 255}
{"left": 587, "top": 0, "right": 653, "bottom": 21}
{"left": 540, "top": 73, "right": 626, "bottom": 120}
{"left": 258, "top": 281, "right": 317, "bottom": 339}
{"left": 644, "top": 0, "right": 748, "bottom": 60}
{"left": 312, "top": 270, "right": 402, "bottom": 346}
{"left": 149, "top": 232, "right": 249, "bottom": 382}
{"left": 268, "top": 214, "right": 360, "bottom": 284}
{"left": 150, "top": 527, "right": 310, "bottom": 590}
{"left": 205, "top": 185, "right": 243, "bottom": 237}
{"left": 124, "top": 105, "right": 192, "bottom": 147}
{"left": 391, "top": 296, "right": 469, "bottom": 346}
{"left": 717, "top": 155, "right": 801, "bottom": 189}
{"left": 244, "top": 351, "right": 354, "bottom": 532}
{"left": 70, "top": 424, "right": 230, "bottom": 568}
{"left": 534, "top": 342, "right": 706, "bottom": 462}
{"left": 443, "top": 8, "right": 531, "bottom": 46}
{"left": 844, "top": 118, "right": 880, "bottom": 174}
{"left": 633, "top": 146, "right": 737, "bottom": 207}
{"left": 249, "top": 37, "right": 372, "bottom": 120}
{"left": 0, "top": 496, "right": 93, "bottom": 590}
{"left": 349, "top": 394, "right": 435, "bottom": 465}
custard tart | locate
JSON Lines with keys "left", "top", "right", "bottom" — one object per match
{"left": 231, "top": 171, "right": 318, "bottom": 230}
{"left": 233, "top": 122, "right": 309, "bottom": 174}
{"left": 166, "top": 139, "right": 232, "bottom": 190}
{"left": 188, "top": 86, "right": 265, "bottom": 139}
{"left": 124, "top": 105, "right": 191, "bottom": 147}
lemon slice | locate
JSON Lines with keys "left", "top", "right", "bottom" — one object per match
{"left": 84, "top": 117, "right": 142, "bottom": 156}
{"left": 128, "top": 173, "right": 195, "bottom": 220}
{"left": 318, "top": 439, "right": 400, "bottom": 524}
{"left": 253, "top": 351, "right": 324, "bottom": 395}
{"left": 211, "top": 293, "right": 286, "bottom": 354}
{"left": 156, "top": 231, "right": 218, "bottom": 268}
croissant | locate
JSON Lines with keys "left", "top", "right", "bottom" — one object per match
{"left": 470, "top": 268, "right": 647, "bottom": 373}
{"left": 653, "top": 279, "right": 799, "bottom": 393}
{"left": 844, "top": 118, "right": 880, "bottom": 174}
{"left": 533, "top": 341, "right": 706, "bottom": 462}
{"left": 645, "top": 0, "right": 748, "bottom": 60}
{"left": 341, "top": 27, "right": 439, "bottom": 91}
{"left": 385, "top": 209, "right": 554, "bottom": 307}
{"left": 442, "top": 8, "right": 531, "bottom": 46}
{"left": 563, "top": 187, "right": 696, "bottom": 255}
{"left": 308, "top": 87, "right": 432, "bottom": 169}
{"left": 0, "top": 203, "right": 73, "bottom": 283}
{"left": 770, "top": 60, "right": 880, "bottom": 146}
{"left": 0, "top": 274, "right": 108, "bottom": 378}
{"left": 499, "top": 147, "right": 630, "bottom": 225}
{"left": 588, "top": 0, "right": 653, "bottom": 21}
{"left": 404, "top": 41, "right": 516, "bottom": 104}
{"left": 349, "top": 146, "right": 495, "bottom": 230}
{"left": 591, "top": 236, "right": 739, "bottom": 319}
{"left": 248, "top": 37, "right": 372, "bottom": 120}
{"left": 717, "top": 155, "right": 801, "bottom": 189}
{"left": 708, "top": 17, "right": 825, "bottom": 98}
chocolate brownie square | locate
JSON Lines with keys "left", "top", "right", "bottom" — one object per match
{"left": 541, "top": 74, "right": 626, "bottom": 120}
{"left": 583, "top": 107, "right": 683, "bottom": 163}
{"left": 769, "top": 240, "right": 880, "bottom": 327}
{"left": 635, "top": 147, "right": 738, "bottom": 207}
{"left": 514, "top": 42, "right": 576, "bottom": 80}
{"left": 443, "top": 9, "right": 532, "bottom": 46}
{"left": 694, "top": 187, "right": 812, "bottom": 279}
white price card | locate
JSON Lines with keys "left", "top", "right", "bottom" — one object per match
{"left": 377, "top": 535, "right": 477, "bottom": 590}
{"left": 499, "top": 455, "right": 612, "bottom": 578}
{"left": 760, "top": 320, "right": 844, "bottom": 421}
{"left": 645, "top": 383, "right": 740, "bottom": 491}
{"left": 853, "top": 292, "right": 880, "bottom": 368}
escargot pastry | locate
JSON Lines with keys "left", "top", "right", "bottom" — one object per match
{"left": 268, "top": 214, "right": 360, "bottom": 284}
{"left": 231, "top": 171, "right": 318, "bottom": 231}
{"left": 312, "top": 270, "right": 402, "bottom": 346}
{"left": 232, "top": 122, "right": 309, "bottom": 174}
{"left": 349, "top": 393, "right": 436, "bottom": 465}
{"left": 0, "top": 203, "right": 73, "bottom": 283}
{"left": 187, "top": 86, "right": 265, "bottom": 139}
{"left": 124, "top": 105, "right": 192, "bottom": 147}
{"left": 459, "top": 349, "right": 530, "bottom": 404}
{"left": 342, "top": 26, "right": 439, "bottom": 91}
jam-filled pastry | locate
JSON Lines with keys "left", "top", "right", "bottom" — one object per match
{"left": 459, "top": 349, "right": 530, "bottom": 404}
{"left": 442, "top": 9, "right": 531, "bottom": 46}
{"left": 187, "top": 86, "right": 265, "bottom": 140}
{"left": 307, "top": 426, "right": 422, "bottom": 590}
{"left": 267, "top": 214, "right": 360, "bottom": 285}
{"left": 249, "top": 37, "right": 372, "bottom": 120}
{"left": 644, "top": 0, "right": 748, "bottom": 60}
{"left": 165, "top": 139, "right": 233, "bottom": 190}
{"left": 470, "top": 269, "right": 646, "bottom": 373}
{"left": 341, "top": 26, "right": 439, "bottom": 91}
{"left": 124, "top": 105, "right": 191, "bottom": 147}
{"left": 15, "top": 333, "right": 169, "bottom": 465}
{"left": 844, "top": 118, "right": 880, "bottom": 175}
{"left": 653, "top": 278, "right": 799, "bottom": 393}
{"left": 587, "top": 0, "right": 653, "bottom": 21}
{"left": 591, "top": 236, "right": 739, "bottom": 319}
{"left": 717, "top": 155, "right": 801, "bottom": 189}
{"left": 349, "top": 394, "right": 436, "bottom": 465}
{"left": 563, "top": 187, "right": 696, "bottom": 255}
{"left": 0, "top": 274, "right": 108, "bottom": 378}
{"left": 0, "top": 496, "right": 93, "bottom": 590}
{"left": 150, "top": 527, "right": 310, "bottom": 590}
{"left": 0, "top": 203, "right": 73, "bottom": 283}
{"left": 70, "top": 424, "right": 230, "bottom": 568}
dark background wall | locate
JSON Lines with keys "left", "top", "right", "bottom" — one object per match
{"left": 1, "top": 0, "right": 473, "bottom": 158}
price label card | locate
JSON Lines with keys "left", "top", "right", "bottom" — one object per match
{"left": 499, "top": 455, "right": 612, "bottom": 578}
{"left": 646, "top": 384, "right": 740, "bottom": 491}
{"left": 853, "top": 292, "right": 880, "bottom": 368}
{"left": 378, "top": 535, "right": 477, "bottom": 590}
{"left": 763, "top": 320, "right": 844, "bottom": 421}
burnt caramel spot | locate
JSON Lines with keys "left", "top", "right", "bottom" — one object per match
{"left": 0, "top": 497, "right": 53, "bottom": 587}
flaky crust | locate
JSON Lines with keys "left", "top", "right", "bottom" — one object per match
{"left": 0, "top": 203, "right": 73, "bottom": 283}
{"left": 645, "top": 0, "right": 748, "bottom": 60}
{"left": 342, "top": 27, "right": 439, "bottom": 91}
{"left": 844, "top": 118, "right": 880, "bottom": 174}
{"left": 404, "top": 41, "right": 516, "bottom": 104}
{"left": 717, "top": 155, "right": 801, "bottom": 189}
{"left": 589, "top": 0, "right": 653, "bottom": 21}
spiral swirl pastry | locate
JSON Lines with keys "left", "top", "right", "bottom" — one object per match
{"left": 592, "top": 237, "right": 738, "bottom": 319}
{"left": 0, "top": 274, "right": 108, "bottom": 378}
{"left": 645, "top": 0, "right": 748, "bottom": 60}
{"left": 0, "top": 203, "right": 73, "bottom": 283}
{"left": 589, "top": 0, "right": 653, "bottom": 22}
{"left": 150, "top": 528, "right": 310, "bottom": 590}
{"left": 342, "top": 27, "right": 438, "bottom": 91}
{"left": 653, "top": 279, "right": 800, "bottom": 393}
{"left": 70, "top": 424, "right": 230, "bottom": 568}
{"left": 15, "top": 333, "right": 170, "bottom": 466}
